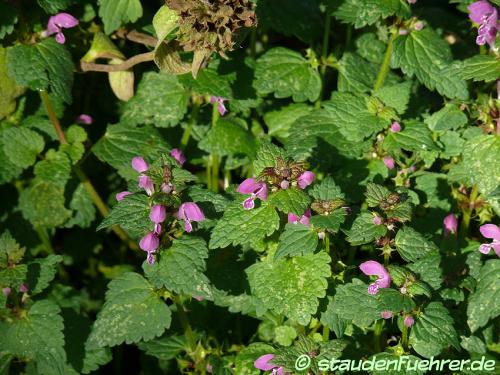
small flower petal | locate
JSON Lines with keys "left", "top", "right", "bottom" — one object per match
{"left": 404, "top": 315, "right": 415, "bottom": 328}
{"left": 139, "top": 232, "right": 159, "bottom": 253}
{"left": 381, "top": 311, "right": 393, "bottom": 319}
{"left": 443, "top": 214, "right": 458, "bottom": 235}
{"left": 138, "top": 175, "right": 154, "bottom": 195}
{"left": 132, "top": 156, "right": 149, "bottom": 173}
{"left": 383, "top": 156, "right": 395, "bottom": 169}
{"left": 297, "top": 171, "right": 315, "bottom": 189}
{"left": 76, "top": 114, "right": 93, "bottom": 124}
{"left": 115, "top": 191, "right": 131, "bottom": 201}
{"left": 254, "top": 354, "right": 276, "bottom": 371}
{"left": 237, "top": 178, "right": 260, "bottom": 194}
{"left": 170, "top": 148, "right": 186, "bottom": 166}
{"left": 390, "top": 122, "right": 401, "bottom": 132}
{"left": 150, "top": 204, "right": 167, "bottom": 224}
{"left": 479, "top": 224, "right": 500, "bottom": 240}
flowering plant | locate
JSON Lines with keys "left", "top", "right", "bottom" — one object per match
{"left": 0, "top": 0, "right": 499, "bottom": 373}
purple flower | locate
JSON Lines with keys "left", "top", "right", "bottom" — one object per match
{"left": 443, "top": 214, "right": 458, "bottom": 236}
{"left": 170, "top": 148, "right": 186, "bottom": 166}
{"left": 390, "top": 122, "right": 402, "bottom": 133}
{"left": 2, "top": 287, "right": 11, "bottom": 297}
{"left": 399, "top": 28, "right": 409, "bottom": 35}
{"left": 150, "top": 204, "right": 167, "bottom": 224}
{"left": 280, "top": 180, "right": 290, "bottom": 189}
{"left": 138, "top": 175, "right": 154, "bottom": 196}
{"left": 383, "top": 156, "right": 395, "bottom": 169}
{"left": 175, "top": 202, "right": 205, "bottom": 232}
{"left": 75, "top": 114, "right": 93, "bottom": 125}
{"left": 359, "top": 260, "right": 391, "bottom": 295}
{"left": 297, "top": 171, "right": 315, "bottom": 189}
{"left": 468, "top": 0, "right": 498, "bottom": 48}
{"left": 373, "top": 215, "right": 383, "bottom": 225}
{"left": 115, "top": 191, "right": 131, "bottom": 201}
{"left": 254, "top": 354, "right": 288, "bottom": 375}
{"left": 404, "top": 315, "right": 415, "bottom": 328}
{"left": 139, "top": 232, "right": 159, "bottom": 264}
{"left": 288, "top": 208, "right": 311, "bottom": 227}
{"left": 414, "top": 21, "right": 424, "bottom": 31}
{"left": 478, "top": 224, "right": 500, "bottom": 256}
{"left": 381, "top": 311, "right": 393, "bottom": 319}
{"left": 19, "top": 283, "right": 28, "bottom": 293}
{"left": 210, "top": 96, "right": 228, "bottom": 116}
{"left": 407, "top": 0, "right": 417, "bottom": 3}
{"left": 131, "top": 156, "right": 149, "bottom": 173}
{"left": 43, "top": 13, "right": 78, "bottom": 44}
{"left": 237, "top": 178, "right": 268, "bottom": 210}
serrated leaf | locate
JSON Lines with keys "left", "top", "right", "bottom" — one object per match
{"left": 246, "top": 252, "right": 331, "bottom": 325}
{"left": 334, "top": 0, "right": 410, "bottom": 28}
{"left": 0, "top": 47, "right": 23, "bottom": 120}
{"left": 337, "top": 52, "right": 377, "bottom": 93}
{"left": 391, "top": 29, "right": 468, "bottom": 100}
{"left": 467, "top": 259, "right": 500, "bottom": 332}
{"left": 375, "top": 81, "right": 412, "bottom": 115}
{"left": 345, "top": 212, "right": 387, "bottom": 246}
{"left": 407, "top": 251, "right": 443, "bottom": 290}
{"left": 209, "top": 201, "right": 280, "bottom": 249}
{"left": 0, "top": 3, "right": 17, "bottom": 39}
{"left": 0, "top": 300, "right": 69, "bottom": 375}
{"left": 144, "top": 237, "right": 212, "bottom": 299}
{"left": 199, "top": 118, "right": 257, "bottom": 157}
{"left": 264, "top": 103, "right": 313, "bottom": 142}
{"left": 97, "top": 193, "right": 151, "bottom": 238}
{"left": 98, "top": 0, "right": 143, "bottom": 34}
{"left": 37, "top": 0, "right": 72, "bottom": 13}
{"left": 395, "top": 226, "right": 437, "bottom": 262}
{"left": 234, "top": 342, "right": 275, "bottom": 375}
{"left": 185, "top": 185, "right": 230, "bottom": 213}
{"left": 34, "top": 149, "right": 71, "bottom": 187}
{"left": 92, "top": 123, "right": 169, "bottom": 179}
{"left": 425, "top": 103, "right": 468, "bottom": 132}
{"left": 410, "top": 302, "right": 459, "bottom": 358}
{"left": 122, "top": 72, "right": 188, "bottom": 128}
{"left": 252, "top": 142, "right": 286, "bottom": 177}
{"left": 275, "top": 223, "right": 318, "bottom": 260}
{"left": 309, "top": 177, "right": 345, "bottom": 201}
{"left": 87, "top": 272, "right": 171, "bottom": 348}
{"left": 2, "top": 127, "right": 45, "bottom": 169}
{"left": 365, "top": 183, "right": 391, "bottom": 207}
{"left": 65, "top": 183, "right": 97, "bottom": 228}
{"left": 27, "top": 254, "right": 63, "bottom": 294}
{"left": 384, "top": 120, "right": 437, "bottom": 153}
{"left": 0, "top": 264, "right": 27, "bottom": 289}
{"left": 254, "top": 47, "right": 321, "bottom": 102}
{"left": 0, "top": 231, "right": 25, "bottom": 267}
{"left": 309, "top": 211, "right": 346, "bottom": 232}
{"left": 137, "top": 334, "right": 187, "bottom": 361}
{"left": 7, "top": 44, "right": 48, "bottom": 91}
{"left": 267, "top": 188, "right": 311, "bottom": 216}
{"left": 460, "top": 55, "right": 500, "bottom": 82}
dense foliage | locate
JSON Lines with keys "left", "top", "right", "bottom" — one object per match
{"left": 0, "top": 0, "right": 500, "bottom": 373}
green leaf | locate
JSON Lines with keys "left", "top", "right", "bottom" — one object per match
{"left": 246, "top": 252, "right": 331, "bottom": 325}
{"left": 337, "top": 52, "right": 377, "bottom": 93}
{"left": 407, "top": 251, "right": 443, "bottom": 290}
{"left": 209, "top": 201, "right": 280, "bottom": 249}
{"left": 34, "top": 149, "right": 71, "bottom": 188}
{"left": 185, "top": 185, "right": 230, "bottom": 213}
{"left": 365, "top": 183, "right": 391, "bottom": 207}
{"left": 234, "top": 342, "right": 275, "bottom": 375}
{"left": 144, "top": 237, "right": 212, "bottom": 299}
{"left": 309, "top": 177, "right": 345, "bottom": 201}
{"left": 98, "top": 0, "right": 143, "bottom": 34}
{"left": 2, "top": 127, "right": 45, "bottom": 169}
{"left": 122, "top": 72, "right": 188, "bottom": 128}
{"left": 199, "top": 118, "right": 257, "bottom": 157}
{"left": 439, "top": 131, "right": 465, "bottom": 159}
{"left": 425, "top": 104, "right": 468, "bottom": 132}
{"left": 0, "top": 231, "right": 25, "bottom": 267}
{"left": 97, "top": 193, "right": 151, "bottom": 238}
{"left": 467, "top": 259, "right": 500, "bottom": 332}
{"left": 374, "top": 81, "right": 412, "bottom": 114}
{"left": 65, "top": 183, "right": 97, "bottom": 228}
{"left": 27, "top": 254, "right": 63, "bottom": 295}
{"left": 254, "top": 47, "right": 321, "bottom": 102}
{"left": 410, "top": 302, "right": 459, "bottom": 358}
{"left": 460, "top": 55, "right": 500, "bottom": 82}
{"left": 19, "top": 180, "right": 71, "bottom": 228}
{"left": 384, "top": 120, "right": 438, "bottom": 153}
{"left": 37, "top": 0, "right": 72, "bottom": 13}
{"left": 264, "top": 103, "right": 313, "bottom": 142}
{"left": 0, "top": 264, "right": 27, "bottom": 290}
{"left": 268, "top": 188, "right": 311, "bottom": 216}
{"left": 0, "top": 300, "right": 70, "bottom": 375}
{"left": 395, "top": 226, "right": 438, "bottom": 262}
{"left": 345, "top": 212, "right": 387, "bottom": 246}
{"left": 252, "top": 142, "right": 286, "bottom": 177}
{"left": 137, "top": 335, "right": 187, "bottom": 361}
{"left": 310, "top": 211, "right": 346, "bottom": 232}
{"left": 0, "top": 47, "right": 23, "bottom": 120}
{"left": 92, "top": 123, "right": 169, "bottom": 179}
{"left": 0, "top": 3, "right": 17, "bottom": 39}
{"left": 334, "top": 0, "right": 410, "bottom": 28}
{"left": 87, "top": 272, "right": 171, "bottom": 348}
{"left": 391, "top": 29, "right": 468, "bottom": 100}
{"left": 275, "top": 224, "right": 319, "bottom": 260}
{"left": 7, "top": 44, "right": 48, "bottom": 91}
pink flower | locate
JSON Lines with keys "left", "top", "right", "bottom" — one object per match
{"left": 390, "top": 122, "right": 402, "bottom": 133}
{"left": 139, "top": 232, "right": 159, "bottom": 264}
{"left": 359, "top": 260, "right": 391, "bottom": 295}
{"left": 175, "top": 202, "right": 205, "bottom": 232}
{"left": 381, "top": 311, "right": 393, "bottom": 319}
{"left": 468, "top": 0, "right": 498, "bottom": 48}
{"left": 138, "top": 175, "right": 154, "bottom": 196}
{"left": 115, "top": 191, "right": 131, "bottom": 201}
{"left": 193, "top": 295, "right": 205, "bottom": 301}
{"left": 206, "top": 363, "right": 213, "bottom": 373}
{"left": 414, "top": 21, "right": 424, "bottom": 31}
{"left": 280, "top": 180, "right": 290, "bottom": 189}
{"left": 237, "top": 178, "right": 268, "bottom": 210}
{"left": 19, "top": 283, "right": 28, "bottom": 293}
{"left": 478, "top": 224, "right": 500, "bottom": 256}
{"left": 210, "top": 96, "right": 228, "bottom": 116}
{"left": 399, "top": 28, "right": 409, "bottom": 35}
{"left": 75, "top": 114, "right": 93, "bottom": 125}
{"left": 2, "top": 287, "right": 11, "bottom": 297}
{"left": 404, "top": 315, "right": 415, "bottom": 328}
{"left": 170, "top": 148, "right": 186, "bottom": 166}
{"left": 443, "top": 214, "right": 458, "bottom": 236}
{"left": 131, "top": 156, "right": 149, "bottom": 173}
{"left": 254, "top": 354, "right": 288, "bottom": 375}
{"left": 297, "top": 171, "right": 315, "bottom": 189}
{"left": 373, "top": 215, "right": 383, "bottom": 225}
{"left": 383, "top": 156, "right": 395, "bottom": 169}
{"left": 43, "top": 13, "right": 78, "bottom": 44}
{"left": 150, "top": 204, "right": 167, "bottom": 233}
{"left": 407, "top": 0, "right": 417, "bottom": 3}
{"left": 288, "top": 208, "right": 311, "bottom": 227}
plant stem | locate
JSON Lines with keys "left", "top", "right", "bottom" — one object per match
{"left": 316, "top": 11, "right": 331, "bottom": 107}
{"left": 373, "top": 32, "right": 396, "bottom": 91}
{"left": 180, "top": 102, "right": 199, "bottom": 150}
{"left": 210, "top": 102, "right": 220, "bottom": 192}
{"left": 322, "top": 325, "right": 330, "bottom": 342}
{"left": 39, "top": 91, "right": 137, "bottom": 250}
{"left": 175, "top": 299, "right": 197, "bottom": 353}
{"left": 401, "top": 325, "right": 408, "bottom": 351}
{"left": 461, "top": 185, "right": 479, "bottom": 237}
{"left": 34, "top": 227, "right": 54, "bottom": 253}
{"left": 374, "top": 320, "right": 383, "bottom": 352}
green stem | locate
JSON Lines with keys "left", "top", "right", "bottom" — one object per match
{"left": 39, "top": 91, "right": 137, "bottom": 250}
{"left": 322, "top": 325, "right": 330, "bottom": 342}
{"left": 461, "top": 185, "right": 479, "bottom": 237}
{"left": 373, "top": 32, "right": 396, "bottom": 91}
{"left": 180, "top": 102, "right": 199, "bottom": 150}
{"left": 401, "top": 324, "right": 408, "bottom": 351}
{"left": 316, "top": 11, "right": 331, "bottom": 107}
{"left": 210, "top": 102, "right": 220, "bottom": 192}
{"left": 383, "top": 251, "right": 389, "bottom": 267}
{"left": 374, "top": 320, "right": 383, "bottom": 353}
{"left": 175, "top": 299, "right": 197, "bottom": 353}
{"left": 34, "top": 227, "right": 54, "bottom": 253}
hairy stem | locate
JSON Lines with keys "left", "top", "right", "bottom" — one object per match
{"left": 373, "top": 32, "right": 396, "bottom": 91}
{"left": 80, "top": 52, "right": 154, "bottom": 72}
{"left": 40, "top": 91, "right": 67, "bottom": 144}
